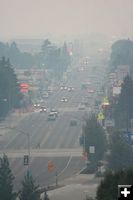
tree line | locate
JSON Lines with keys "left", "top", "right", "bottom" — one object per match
{"left": 0, "top": 39, "right": 71, "bottom": 79}
{"left": 0, "top": 57, "right": 22, "bottom": 120}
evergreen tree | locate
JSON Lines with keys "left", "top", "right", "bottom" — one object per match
{"left": 82, "top": 114, "right": 106, "bottom": 169}
{"left": 60, "top": 42, "right": 71, "bottom": 71}
{"left": 0, "top": 57, "right": 22, "bottom": 119}
{"left": 96, "top": 169, "right": 133, "bottom": 200}
{"left": 108, "top": 130, "right": 133, "bottom": 171}
{"left": 19, "top": 173, "right": 41, "bottom": 200}
{"left": 113, "top": 75, "right": 133, "bottom": 129}
{"left": 110, "top": 39, "right": 133, "bottom": 69}
{"left": 0, "top": 154, "right": 16, "bottom": 200}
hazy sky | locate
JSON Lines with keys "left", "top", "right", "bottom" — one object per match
{"left": 0, "top": 0, "right": 133, "bottom": 39}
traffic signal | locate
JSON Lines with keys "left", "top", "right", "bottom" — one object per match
{"left": 24, "top": 155, "right": 29, "bottom": 166}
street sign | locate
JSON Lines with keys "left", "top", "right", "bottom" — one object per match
{"left": 24, "top": 155, "right": 29, "bottom": 166}
{"left": 102, "top": 96, "right": 110, "bottom": 108}
{"left": 103, "top": 96, "right": 109, "bottom": 104}
{"left": 20, "top": 83, "right": 29, "bottom": 93}
{"left": 97, "top": 111, "right": 105, "bottom": 120}
{"left": 89, "top": 146, "right": 95, "bottom": 154}
{"left": 104, "top": 119, "right": 115, "bottom": 127}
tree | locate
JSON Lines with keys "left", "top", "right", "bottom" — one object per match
{"left": 19, "top": 173, "right": 41, "bottom": 200}
{"left": 110, "top": 39, "right": 133, "bottom": 70}
{"left": 40, "top": 39, "right": 52, "bottom": 67}
{"left": 0, "top": 41, "right": 34, "bottom": 68}
{"left": 60, "top": 42, "right": 71, "bottom": 71}
{"left": 108, "top": 130, "right": 133, "bottom": 171}
{"left": 0, "top": 154, "right": 16, "bottom": 200}
{"left": 40, "top": 40, "right": 71, "bottom": 80}
{"left": 82, "top": 114, "right": 106, "bottom": 169}
{"left": 96, "top": 169, "right": 133, "bottom": 200}
{"left": 113, "top": 75, "right": 133, "bottom": 129}
{"left": 0, "top": 57, "right": 22, "bottom": 119}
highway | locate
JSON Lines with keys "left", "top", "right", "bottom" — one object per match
{"left": 0, "top": 57, "right": 107, "bottom": 190}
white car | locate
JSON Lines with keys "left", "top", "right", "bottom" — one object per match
{"left": 50, "top": 108, "right": 58, "bottom": 117}
{"left": 61, "top": 97, "right": 68, "bottom": 102}
{"left": 67, "top": 87, "right": 74, "bottom": 92}
{"left": 78, "top": 103, "right": 85, "bottom": 110}
{"left": 60, "top": 86, "right": 68, "bottom": 90}
{"left": 43, "top": 92, "right": 49, "bottom": 98}
{"left": 34, "top": 103, "right": 40, "bottom": 107}
{"left": 40, "top": 106, "right": 47, "bottom": 113}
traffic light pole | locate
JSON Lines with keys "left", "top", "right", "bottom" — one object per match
{"left": 27, "top": 132, "right": 30, "bottom": 171}
{"left": 5, "top": 126, "right": 31, "bottom": 171}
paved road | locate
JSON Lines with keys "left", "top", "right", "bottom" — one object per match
{"left": 0, "top": 57, "right": 107, "bottom": 190}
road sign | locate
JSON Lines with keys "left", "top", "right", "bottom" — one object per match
{"left": 89, "top": 146, "right": 95, "bottom": 154}
{"left": 24, "top": 155, "right": 29, "bottom": 166}
{"left": 103, "top": 96, "right": 109, "bottom": 103}
{"left": 48, "top": 160, "right": 55, "bottom": 172}
{"left": 20, "top": 83, "right": 29, "bottom": 93}
{"left": 104, "top": 119, "right": 115, "bottom": 127}
{"left": 102, "top": 96, "right": 110, "bottom": 108}
{"left": 97, "top": 111, "right": 105, "bottom": 120}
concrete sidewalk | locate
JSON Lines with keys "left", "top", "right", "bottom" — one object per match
{"left": 41, "top": 174, "right": 102, "bottom": 200}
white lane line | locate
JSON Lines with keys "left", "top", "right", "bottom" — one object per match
{"left": 58, "top": 156, "right": 73, "bottom": 177}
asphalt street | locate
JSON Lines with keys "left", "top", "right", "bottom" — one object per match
{"left": 0, "top": 57, "right": 107, "bottom": 191}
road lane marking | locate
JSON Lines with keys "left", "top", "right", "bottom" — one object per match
{"left": 58, "top": 155, "right": 73, "bottom": 177}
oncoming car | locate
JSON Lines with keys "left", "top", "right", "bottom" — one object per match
{"left": 61, "top": 97, "right": 68, "bottom": 102}
{"left": 40, "top": 106, "right": 47, "bottom": 113}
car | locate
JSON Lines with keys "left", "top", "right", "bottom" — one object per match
{"left": 47, "top": 112, "right": 56, "bottom": 121}
{"left": 88, "top": 89, "right": 95, "bottom": 94}
{"left": 50, "top": 108, "right": 58, "bottom": 117}
{"left": 70, "top": 119, "right": 77, "bottom": 126}
{"left": 67, "top": 87, "right": 74, "bottom": 92}
{"left": 43, "top": 92, "right": 49, "bottom": 98}
{"left": 40, "top": 106, "right": 47, "bottom": 113}
{"left": 78, "top": 103, "right": 85, "bottom": 110}
{"left": 33, "top": 103, "right": 40, "bottom": 108}
{"left": 60, "top": 86, "right": 68, "bottom": 90}
{"left": 61, "top": 97, "right": 68, "bottom": 102}
{"left": 33, "top": 103, "right": 41, "bottom": 111}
